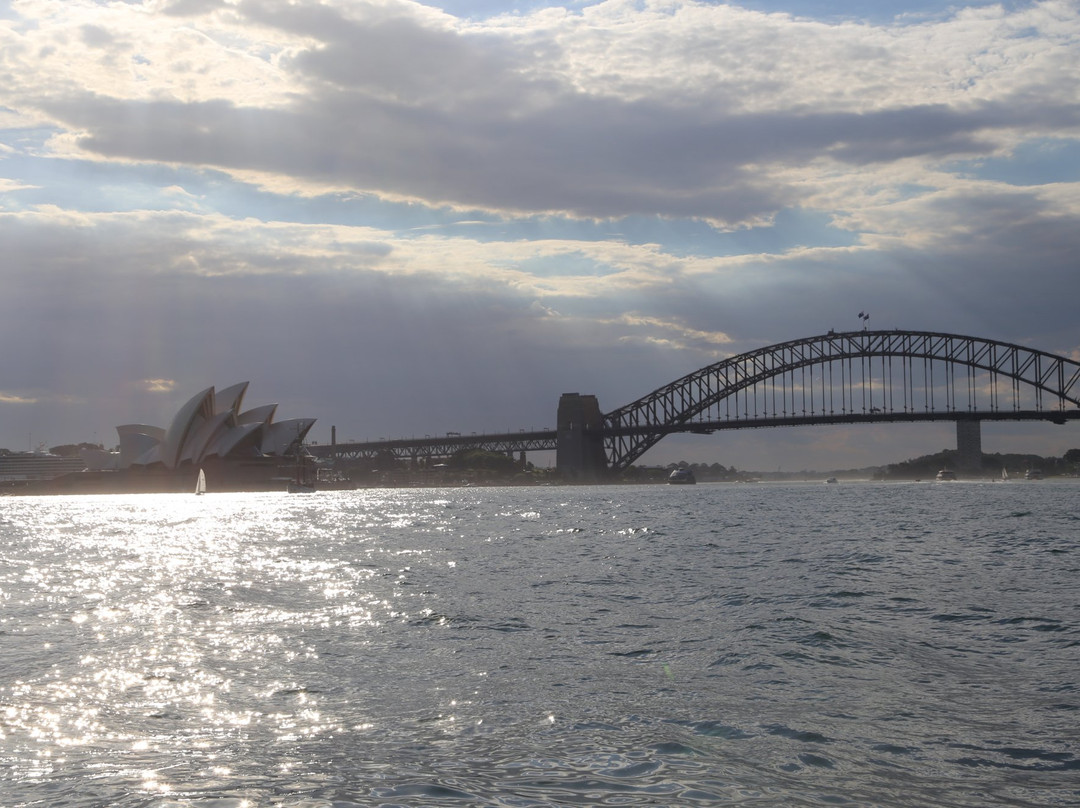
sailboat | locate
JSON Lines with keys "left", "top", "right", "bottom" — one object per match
{"left": 1001, "top": 467, "right": 1009, "bottom": 482}
{"left": 195, "top": 468, "right": 206, "bottom": 495}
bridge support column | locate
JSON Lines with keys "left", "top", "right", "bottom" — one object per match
{"left": 556, "top": 393, "right": 608, "bottom": 482}
{"left": 956, "top": 419, "right": 982, "bottom": 472}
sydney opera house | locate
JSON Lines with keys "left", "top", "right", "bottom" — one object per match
{"left": 21, "top": 382, "right": 316, "bottom": 494}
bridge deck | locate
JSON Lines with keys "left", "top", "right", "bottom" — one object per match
{"left": 309, "top": 409, "right": 1077, "bottom": 463}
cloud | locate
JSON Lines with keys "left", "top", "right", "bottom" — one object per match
{"left": 0, "top": 178, "right": 38, "bottom": 194}
{"left": 140, "top": 379, "right": 178, "bottom": 393}
{"left": 0, "top": 391, "right": 37, "bottom": 404}
{"left": 161, "top": 0, "right": 229, "bottom": 17}
{"left": 608, "top": 313, "right": 733, "bottom": 354}
{"left": 1, "top": 188, "right": 1074, "bottom": 398}
{"left": 5, "top": 1, "right": 1076, "bottom": 225}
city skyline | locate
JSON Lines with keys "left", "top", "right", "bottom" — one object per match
{"left": 1, "top": 0, "right": 1078, "bottom": 470}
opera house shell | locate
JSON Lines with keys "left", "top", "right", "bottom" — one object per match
{"left": 35, "top": 382, "right": 315, "bottom": 494}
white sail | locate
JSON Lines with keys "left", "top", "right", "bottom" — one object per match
{"left": 195, "top": 468, "right": 206, "bottom": 495}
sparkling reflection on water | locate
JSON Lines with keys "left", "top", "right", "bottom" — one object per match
{"left": 1, "top": 482, "right": 1079, "bottom": 806}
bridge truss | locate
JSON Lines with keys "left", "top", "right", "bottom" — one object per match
{"left": 601, "top": 330, "right": 1080, "bottom": 471}
{"left": 308, "top": 429, "right": 557, "bottom": 463}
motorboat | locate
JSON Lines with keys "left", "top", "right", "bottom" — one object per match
{"left": 667, "top": 468, "right": 696, "bottom": 485}
{"left": 1024, "top": 468, "right": 1043, "bottom": 480}
{"left": 935, "top": 468, "right": 957, "bottom": 481}
{"left": 825, "top": 477, "right": 838, "bottom": 484}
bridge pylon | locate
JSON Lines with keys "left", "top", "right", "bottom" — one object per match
{"left": 556, "top": 393, "right": 608, "bottom": 481}
{"left": 955, "top": 418, "right": 983, "bottom": 472}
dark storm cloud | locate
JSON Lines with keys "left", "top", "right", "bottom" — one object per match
{"left": 51, "top": 89, "right": 1076, "bottom": 227}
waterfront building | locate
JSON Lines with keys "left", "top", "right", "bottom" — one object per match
{"left": 4, "top": 382, "right": 316, "bottom": 494}
{"left": 0, "top": 451, "right": 87, "bottom": 482}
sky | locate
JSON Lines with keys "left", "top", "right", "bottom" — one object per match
{"left": 1, "top": 0, "right": 1078, "bottom": 472}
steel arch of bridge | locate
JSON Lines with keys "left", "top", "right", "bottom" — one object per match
{"left": 601, "top": 330, "right": 1080, "bottom": 471}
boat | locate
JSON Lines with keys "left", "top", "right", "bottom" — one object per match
{"left": 667, "top": 468, "right": 696, "bottom": 485}
{"left": 195, "top": 468, "right": 206, "bottom": 495}
{"left": 1000, "top": 467, "right": 1009, "bottom": 482}
{"left": 935, "top": 468, "right": 957, "bottom": 481}
{"left": 1024, "top": 468, "right": 1043, "bottom": 480}
{"left": 825, "top": 477, "right": 838, "bottom": 484}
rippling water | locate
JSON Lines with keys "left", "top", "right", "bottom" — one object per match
{"left": 2, "top": 480, "right": 1078, "bottom": 807}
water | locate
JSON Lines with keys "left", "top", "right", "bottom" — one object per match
{"left": 1, "top": 481, "right": 1078, "bottom": 807}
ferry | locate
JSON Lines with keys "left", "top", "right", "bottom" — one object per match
{"left": 935, "top": 468, "right": 957, "bottom": 482}
{"left": 667, "top": 468, "right": 696, "bottom": 485}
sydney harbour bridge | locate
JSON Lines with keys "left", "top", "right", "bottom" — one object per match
{"left": 306, "top": 330, "right": 1080, "bottom": 479}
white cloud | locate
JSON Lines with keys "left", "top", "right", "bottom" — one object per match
{"left": 139, "top": 378, "right": 177, "bottom": 393}
{"left": 0, "top": 178, "right": 38, "bottom": 193}
{"left": 0, "top": 391, "right": 37, "bottom": 404}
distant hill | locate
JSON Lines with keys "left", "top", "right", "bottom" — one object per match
{"left": 645, "top": 449, "right": 1079, "bottom": 482}
{"left": 874, "top": 449, "right": 1072, "bottom": 480}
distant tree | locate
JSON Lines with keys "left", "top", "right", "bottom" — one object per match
{"left": 49, "top": 443, "right": 103, "bottom": 457}
{"left": 1064, "top": 448, "right": 1080, "bottom": 464}
{"left": 450, "top": 449, "right": 517, "bottom": 474}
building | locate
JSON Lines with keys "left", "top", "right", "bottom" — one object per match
{"left": 5, "top": 382, "right": 316, "bottom": 494}
{"left": 0, "top": 451, "right": 87, "bottom": 483}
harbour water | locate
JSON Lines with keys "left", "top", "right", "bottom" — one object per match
{"left": 1, "top": 480, "right": 1078, "bottom": 806}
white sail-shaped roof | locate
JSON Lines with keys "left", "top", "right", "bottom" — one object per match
{"left": 237, "top": 403, "right": 277, "bottom": 426}
{"left": 160, "top": 386, "right": 215, "bottom": 469}
{"left": 179, "top": 410, "right": 234, "bottom": 466}
{"left": 112, "top": 383, "right": 315, "bottom": 471}
{"left": 117, "top": 424, "right": 166, "bottom": 468}
{"left": 203, "top": 420, "right": 263, "bottom": 460}
{"left": 262, "top": 418, "right": 316, "bottom": 456}
{"left": 215, "top": 382, "right": 249, "bottom": 417}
